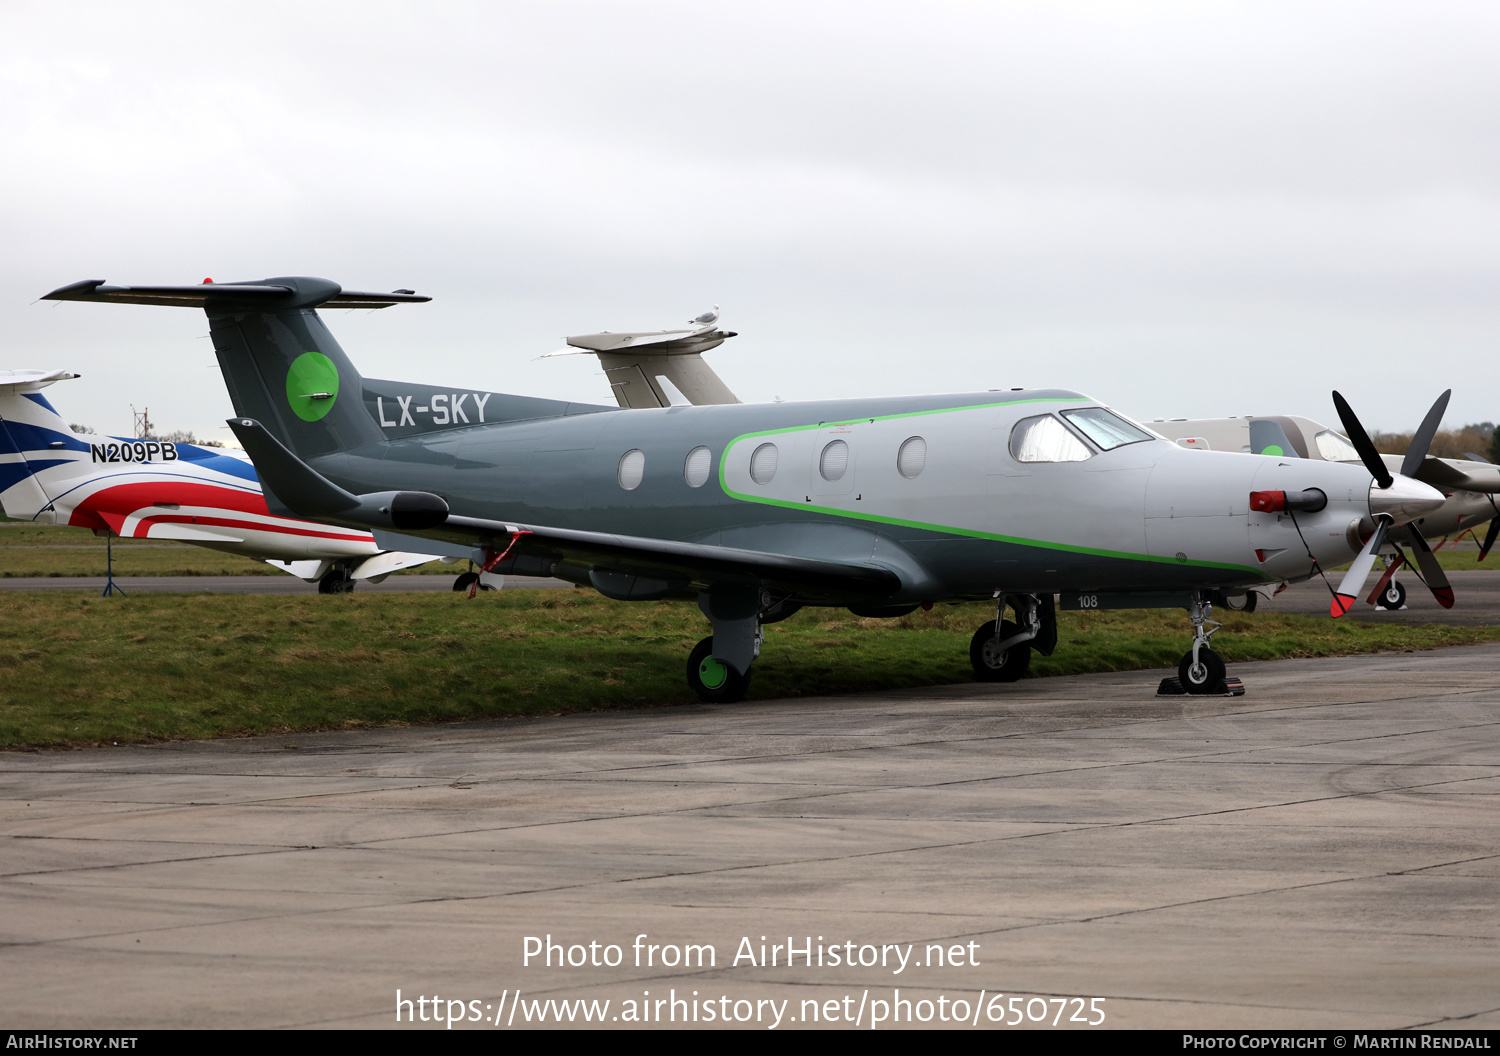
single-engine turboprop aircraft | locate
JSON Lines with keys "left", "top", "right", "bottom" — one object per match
{"left": 42, "top": 276, "right": 1448, "bottom": 700}
{"left": 0, "top": 367, "right": 438, "bottom": 592}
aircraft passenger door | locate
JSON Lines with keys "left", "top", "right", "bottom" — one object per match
{"left": 810, "top": 424, "right": 858, "bottom": 503}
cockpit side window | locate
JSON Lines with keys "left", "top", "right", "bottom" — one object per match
{"left": 1059, "top": 407, "right": 1154, "bottom": 451}
{"left": 1009, "top": 414, "right": 1093, "bottom": 463}
{"left": 1314, "top": 429, "right": 1360, "bottom": 462}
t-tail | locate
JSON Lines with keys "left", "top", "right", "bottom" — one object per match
{"left": 41, "top": 277, "right": 605, "bottom": 465}
{"left": 0, "top": 370, "right": 86, "bottom": 521}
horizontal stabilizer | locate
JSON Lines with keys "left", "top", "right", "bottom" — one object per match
{"left": 0, "top": 370, "right": 81, "bottom": 392}
{"left": 562, "top": 323, "right": 736, "bottom": 356}
{"left": 42, "top": 279, "right": 430, "bottom": 311}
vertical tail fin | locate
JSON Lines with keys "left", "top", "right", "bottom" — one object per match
{"left": 206, "top": 280, "right": 386, "bottom": 459}
{"left": 0, "top": 371, "right": 85, "bottom": 520}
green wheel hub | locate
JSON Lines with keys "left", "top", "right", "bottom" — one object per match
{"left": 697, "top": 656, "right": 730, "bottom": 690}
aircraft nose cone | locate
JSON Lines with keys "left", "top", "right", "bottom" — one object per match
{"left": 1369, "top": 475, "right": 1446, "bottom": 524}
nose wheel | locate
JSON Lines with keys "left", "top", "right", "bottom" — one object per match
{"left": 1376, "top": 578, "right": 1407, "bottom": 610}
{"left": 1178, "top": 646, "right": 1226, "bottom": 693}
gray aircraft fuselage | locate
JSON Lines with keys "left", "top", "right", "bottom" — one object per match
{"left": 328, "top": 381, "right": 1373, "bottom": 603}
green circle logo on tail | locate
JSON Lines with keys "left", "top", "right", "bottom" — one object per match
{"left": 285, "top": 353, "right": 340, "bottom": 422}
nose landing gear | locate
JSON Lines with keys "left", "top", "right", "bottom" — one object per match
{"left": 1375, "top": 572, "right": 1407, "bottom": 611}
{"left": 1161, "top": 592, "right": 1244, "bottom": 695}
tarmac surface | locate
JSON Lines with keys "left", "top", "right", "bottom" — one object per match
{"left": 2, "top": 645, "right": 1498, "bottom": 1029}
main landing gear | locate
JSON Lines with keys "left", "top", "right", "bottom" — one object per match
{"left": 686, "top": 585, "right": 772, "bottom": 704}
{"left": 452, "top": 570, "right": 497, "bottom": 593}
{"left": 969, "top": 594, "right": 1056, "bottom": 682}
{"left": 317, "top": 566, "right": 355, "bottom": 594}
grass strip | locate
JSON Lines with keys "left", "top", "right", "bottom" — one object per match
{"left": 2, "top": 591, "right": 1497, "bottom": 749}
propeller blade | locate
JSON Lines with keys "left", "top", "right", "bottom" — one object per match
{"left": 1331, "top": 391, "right": 1394, "bottom": 489}
{"left": 1481, "top": 516, "right": 1500, "bottom": 562}
{"left": 1332, "top": 517, "right": 1391, "bottom": 617}
{"left": 1396, "top": 525, "right": 1456, "bottom": 608}
{"left": 1400, "top": 390, "right": 1452, "bottom": 479}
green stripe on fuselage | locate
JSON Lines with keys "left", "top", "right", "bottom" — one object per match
{"left": 716, "top": 399, "right": 1266, "bottom": 578}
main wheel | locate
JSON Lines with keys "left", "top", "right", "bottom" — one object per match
{"left": 318, "top": 569, "right": 355, "bottom": 594}
{"left": 687, "top": 636, "right": 751, "bottom": 703}
{"left": 1178, "top": 647, "right": 1226, "bottom": 694}
{"left": 969, "top": 619, "right": 1031, "bottom": 682}
{"left": 1377, "top": 579, "right": 1407, "bottom": 611}
{"left": 453, "top": 571, "right": 479, "bottom": 592}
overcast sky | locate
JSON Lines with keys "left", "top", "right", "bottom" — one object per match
{"left": 3, "top": 1, "right": 1496, "bottom": 440}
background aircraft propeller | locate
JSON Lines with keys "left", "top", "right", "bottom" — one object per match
{"left": 1329, "top": 389, "right": 1453, "bottom": 617}
{"left": 1481, "top": 514, "right": 1500, "bottom": 562}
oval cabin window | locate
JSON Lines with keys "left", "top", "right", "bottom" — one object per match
{"left": 897, "top": 436, "right": 926, "bottom": 478}
{"left": 618, "top": 448, "right": 646, "bottom": 490}
{"left": 819, "top": 440, "right": 849, "bottom": 482}
{"left": 684, "top": 445, "right": 712, "bottom": 488}
{"left": 750, "top": 443, "right": 779, "bottom": 485}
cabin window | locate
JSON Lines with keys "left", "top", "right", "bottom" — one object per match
{"left": 819, "top": 440, "right": 849, "bottom": 482}
{"left": 684, "top": 446, "right": 712, "bottom": 488}
{"left": 618, "top": 449, "right": 645, "bottom": 490}
{"left": 1009, "top": 415, "right": 1092, "bottom": 463}
{"left": 1059, "top": 407, "right": 1153, "bottom": 451}
{"left": 897, "top": 436, "right": 927, "bottom": 478}
{"left": 750, "top": 442, "right": 779, "bottom": 485}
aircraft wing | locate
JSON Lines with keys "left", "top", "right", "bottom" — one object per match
{"left": 435, "top": 515, "right": 903, "bottom": 598}
{"left": 1410, "top": 456, "right": 1500, "bottom": 494}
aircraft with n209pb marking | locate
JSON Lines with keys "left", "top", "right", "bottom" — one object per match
{"left": 42, "top": 276, "right": 1449, "bottom": 701}
{"left": 0, "top": 368, "right": 440, "bottom": 592}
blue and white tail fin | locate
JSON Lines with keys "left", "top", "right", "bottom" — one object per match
{"left": 0, "top": 370, "right": 88, "bottom": 521}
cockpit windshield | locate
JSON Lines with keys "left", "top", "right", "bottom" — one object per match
{"left": 1059, "top": 407, "right": 1155, "bottom": 451}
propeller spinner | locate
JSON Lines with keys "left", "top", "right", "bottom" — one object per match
{"left": 1328, "top": 390, "right": 1451, "bottom": 617}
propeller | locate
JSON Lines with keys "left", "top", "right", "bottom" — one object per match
{"left": 1331, "top": 390, "right": 1393, "bottom": 489}
{"left": 1331, "top": 516, "right": 1392, "bottom": 617}
{"left": 1391, "top": 525, "right": 1455, "bottom": 608}
{"left": 1481, "top": 509, "right": 1500, "bottom": 562}
{"left": 1328, "top": 390, "right": 1452, "bottom": 617}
